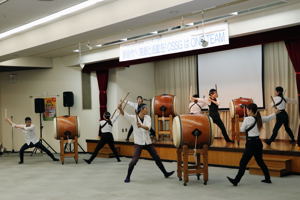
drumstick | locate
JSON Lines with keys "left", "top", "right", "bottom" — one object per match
{"left": 215, "top": 84, "right": 218, "bottom": 92}
{"left": 111, "top": 92, "right": 130, "bottom": 119}
{"left": 271, "top": 96, "right": 277, "bottom": 109}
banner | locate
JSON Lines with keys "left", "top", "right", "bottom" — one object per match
{"left": 43, "top": 97, "right": 56, "bottom": 121}
{"left": 120, "top": 23, "right": 229, "bottom": 62}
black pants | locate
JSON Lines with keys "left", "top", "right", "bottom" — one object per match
{"left": 125, "top": 144, "right": 168, "bottom": 179}
{"left": 269, "top": 111, "right": 295, "bottom": 142}
{"left": 210, "top": 114, "right": 231, "bottom": 142}
{"left": 19, "top": 141, "right": 56, "bottom": 162}
{"left": 234, "top": 139, "right": 270, "bottom": 183}
{"left": 88, "top": 132, "right": 120, "bottom": 163}
{"left": 126, "top": 126, "right": 155, "bottom": 140}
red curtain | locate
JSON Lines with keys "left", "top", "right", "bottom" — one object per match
{"left": 285, "top": 39, "right": 300, "bottom": 144}
{"left": 96, "top": 69, "right": 109, "bottom": 120}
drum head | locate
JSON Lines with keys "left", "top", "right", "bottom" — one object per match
{"left": 208, "top": 116, "right": 215, "bottom": 146}
{"left": 151, "top": 97, "right": 155, "bottom": 117}
{"left": 172, "top": 116, "right": 182, "bottom": 148}
{"left": 229, "top": 100, "right": 235, "bottom": 118}
{"left": 173, "top": 95, "right": 178, "bottom": 116}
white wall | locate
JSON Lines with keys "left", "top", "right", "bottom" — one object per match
{"left": 0, "top": 61, "right": 155, "bottom": 151}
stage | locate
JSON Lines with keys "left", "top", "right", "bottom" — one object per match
{"left": 86, "top": 138, "right": 300, "bottom": 174}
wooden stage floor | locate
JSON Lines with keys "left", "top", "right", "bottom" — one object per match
{"left": 86, "top": 138, "right": 300, "bottom": 173}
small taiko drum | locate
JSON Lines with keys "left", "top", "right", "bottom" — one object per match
{"left": 172, "top": 114, "right": 215, "bottom": 148}
{"left": 152, "top": 94, "right": 177, "bottom": 117}
{"left": 54, "top": 116, "right": 80, "bottom": 140}
{"left": 229, "top": 97, "right": 254, "bottom": 118}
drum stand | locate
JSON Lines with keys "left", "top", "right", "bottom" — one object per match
{"left": 31, "top": 113, "right": 57, "bottom": 155}
{"left": 231, "top": 115, "right": 245, "bottom": 145}
{"left": 60, "top": 136, "right": 78, "bottom": 165}
{"left": 155, "top": 115, "right": 173, "bottom": 141}
{"left": 177, "top": 144, "right": 208, "bottom": 186}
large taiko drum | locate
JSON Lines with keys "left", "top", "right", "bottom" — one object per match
{"left": 172, "top": 114, "right": 215, "bottom": 148}
{"left": 54, "top": 116, "right": 80, "bottom": 140}
{"left": 152, "top": 94, "right": 176, "bottom": 117}
{"left": 229, "top": 97, "right": 254, "bottom": 118}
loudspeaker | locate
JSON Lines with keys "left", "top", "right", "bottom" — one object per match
{"left": 34, "top": 98, "right": 45, "bottom": 113}
{"left": 63, "top": 91, "right": 74, "bottom": 107}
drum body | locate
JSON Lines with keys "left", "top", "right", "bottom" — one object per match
{"left": 152, "top": 94, "right": 176, "bottom": 117}
{"left": 172, "top": 114, "right": 215, "bottom": 148}
{"left": 229, "top": 97, "right": 253, "bottom": 118}
{"left": 54, "top": 116, "right": 80, "bottom": 140}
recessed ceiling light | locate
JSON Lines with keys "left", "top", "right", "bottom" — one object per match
{"left": 73, "top": 49, "right": 80, "bottom": 53}
{"left": 230, "top": 12, "right": 238, "bottom": 16}
{"left": 0, "top": 0, "right": 105, "bottom": 40}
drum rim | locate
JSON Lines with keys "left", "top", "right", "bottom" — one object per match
{"left": 229, "top": 100, "right": 235, "bottom": 119}
{"left": 208, "top": 115, "right": 214, "bottom": 146}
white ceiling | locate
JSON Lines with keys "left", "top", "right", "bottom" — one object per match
{"left": 0, "top": 0, "right": 299, "bottom": 59}
{"left": 0, "top": 0, "right": 88, "bottom": 33}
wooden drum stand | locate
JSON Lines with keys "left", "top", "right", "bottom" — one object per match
{"left": 177, "top": 144, "right": 208, "bottom": 186}
{"left": 60, "top": 136, "right": 78, "bottom": 165}
{"left": 155, "top": 115, "right": 173, "bottom": 141}
{"left": 231, "top": 115, "right": 245, "bottom": 145}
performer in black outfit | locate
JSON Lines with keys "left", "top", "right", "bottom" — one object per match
{"left": 265, "top": 86, "right": 297, "bottom": 145}
{"left": 84, "top": 112, "right": 121, "bottom": 164}
{"left": 227, "top": 103, "right": 276, "bottom": 186}
{"left": 118, "top": 103, "right": 174, "bottom": 183}
{"left": 5, "top": 117, "right": 59, "bottom": 164}
{"left": 208, "top": 89, "right": 234, "bottom": 143}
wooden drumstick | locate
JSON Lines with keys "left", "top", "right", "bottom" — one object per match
{"left": 111, "top": 92, "right": 130, "bottom": 119}
{"left": 271, "top": 96, "right": 277, "bottom": 109}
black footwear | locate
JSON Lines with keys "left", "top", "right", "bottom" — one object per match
{"left": 164, "top": 171, "right": 175, "bottom": 178}
{"left": 124, "top": 178, "right": 130, "bottom": 183}
{"left": 18, "top": 161, "right": 23, "bottom": 164}
{"left": 290, "top": 140, "right": 296, "bottom": 144}
{"left": 53, "top": 158, "right": 59, "bottom": 162}
{"left": 261, "top": 179, "right": 272, "bottom": 184}
{"left": 226, "top": 140, "right": 234, "bottom": 143}
{"left": 264, "top": 139, "right": 271, "bottom": 145}
{"left": 117, "top": 158, "right": 121, "bottom": 162}
{"left": 84, "top": 159, "right": 91, "bottom": 164}
{"left": 227, "top": 176, "right": 238, "bottom": 186}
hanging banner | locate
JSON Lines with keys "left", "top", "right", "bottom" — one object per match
{"left": 120, "top": 22, "right": 229, "bottom": 62}
{"left": 43, "top": 97, "right": 56, "bottom": 121}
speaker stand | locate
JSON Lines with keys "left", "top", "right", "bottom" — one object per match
{"left": 31, "top": 113, "right": 57, "bottom": 156}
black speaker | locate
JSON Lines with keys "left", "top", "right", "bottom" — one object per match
{"left": 63, "top": 91, "right": 74, "bottom": 107}
{"left": 34, "top": 98, "right": 45, "bottom": 113}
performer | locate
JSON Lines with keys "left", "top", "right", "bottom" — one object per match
{"left": 118, "top": 103, "right": 174, "bottom": 183}
{"left": 227, "top": 103, "right": 276, "bottom": 186}
{"left": 84, "top": 111, "right": 121, "bottom": 164}
{"left": 189, "top": 94, "right": 207, "bottom": 114}
{"left": 265, "top": 86, "right": 297, "bottom": 145}
{"left": 192, "top": 89, "right": 233, "bottom": 143}
{"left": 5, "top": 117, "right": 59, "bottom": 164}
{"left": 125, "top": 96, "right": 155, "bottom": 141}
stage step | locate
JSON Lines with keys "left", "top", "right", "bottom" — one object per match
{"left": 248, "top": 158, "right": 291, "bottom": 177}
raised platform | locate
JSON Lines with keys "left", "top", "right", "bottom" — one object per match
{"left": 86, "top": 138, "right": 300, "bottom": 173}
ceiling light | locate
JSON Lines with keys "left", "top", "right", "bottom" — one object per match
{"left": 73, "top": 49, "right": 80, "bottom": 53}
{"left": 230, "top": 12, "right": 238, "bottom": 16}
{"left": 0, "top": 0, "right": 8, "bottom": 5}
{"left": 150, "top": 31, "right": 158, "bottom": 34}
{"left": 120, "top": 38, "right": 127, "bottom": 41}
{"left": 0, "top": 0, "right": 105, "bottom": 40}
{"left": 96, "top": 44, "right": 102, "bottom": 47}
{"left": 185, "top": 22, "right": 194, "bottom": 26}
